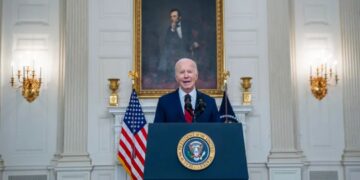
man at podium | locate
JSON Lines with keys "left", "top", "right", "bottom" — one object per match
{"left": 154, "top": 58, "right": 220, "bottom": 123}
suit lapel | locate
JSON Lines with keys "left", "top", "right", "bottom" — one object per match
{"left": 195, "top": 90, "right": 200, "bottom": 108}
{"left": 195, "top": 90, "right": 200, "bottom": 122}
{"left": 174, "top": 89, "right": 185, "bottom": 122}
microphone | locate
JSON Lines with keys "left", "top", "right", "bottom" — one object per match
{"left": 194, "top": 97, "right": 206, "bottom": 122}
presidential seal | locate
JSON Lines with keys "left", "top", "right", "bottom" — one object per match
{"left": 177, "top": 131, "right": 215, "bottom": 170}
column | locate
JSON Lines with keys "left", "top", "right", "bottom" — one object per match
{"left": 55, "top": 0, "right": 92, "bottom": 179}
{"left": 267, "top": 0, "right": 303, "bottom": 179}
{"left": 51, "top": 0, "right": 65, "bottom": 178}
{"left": 51, "top": 0, "right": 65, "bottom": 161}
{"left": 0, "top": 155, "right": 3, "bottom": 180}
{"left": 0, "top": 0, "right": 4, "bottom": 178}
{"left": 340, "top": 0, "right": 360, "bottom": 179}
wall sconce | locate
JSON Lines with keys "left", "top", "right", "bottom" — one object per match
{"left": 10, "top": 65, "right": 42, "bottom": 102}
{"left": 310, "top": 64, "right": 339, "bottom": 100}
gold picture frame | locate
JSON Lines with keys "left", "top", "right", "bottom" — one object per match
{"left": 134, "top": 0, "right": 224, "bottom": 98}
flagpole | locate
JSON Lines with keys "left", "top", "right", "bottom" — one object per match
{"left": 118, "top": 71, "right": 147, "bottom": 179}
{"left": 128, "top": 70, "right": 139, "bottom": 157}
{"left": 223, "top": 71, "right": 230, "bottom": 122}
{"left": 127, "top": 70, "right": 138, "bottom": 179}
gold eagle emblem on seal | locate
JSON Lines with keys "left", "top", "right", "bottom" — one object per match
{"left": 177, "top": 131, "right": 215, "bottom": 170}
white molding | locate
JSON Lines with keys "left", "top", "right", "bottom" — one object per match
{"left": 108, "top": 104, "right": 253, "bottom": 115}
{"left": 269, "top": 167, "right": 301, "bottom": 180}
{"left": 248, "top": 163, "right": 268, "bottom": 180}
{"left": 342, "top": 150, "right": 360, "bottom": 166}
{"left": 13, "top": 34, "right": 49, "bottom": 51}
{"left": 99, "top": 0, "right": 130, "bottom": 18}
{"left": 98, "top": 30, "right": 132, "bottom": 58}
{"left": 4, "top": 166, "right": 50, "bottom": 171}
{"left": 15, "top": 3, "right": 50, "bottom": 25}
{"left": 3, "top": 168, "right": 50, "bottom": 180}
{"left": 344, "top": 166, "right": 360, "bottom": 180}
{"left": 304, "top": 160, "right": 343, "bottom": 166}
{"left": 303, "top": 3, "right": 329, "bottom": 25}
{"left": 57, "top": 171, "right": 90, "bottom": 180}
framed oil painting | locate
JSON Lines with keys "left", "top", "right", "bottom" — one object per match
{"left": 134, "top": 0, "right": 224, "bottom": 98}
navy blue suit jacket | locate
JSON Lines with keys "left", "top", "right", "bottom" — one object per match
{"left": 154, "top": 89, "right": 221, "bottom": 123}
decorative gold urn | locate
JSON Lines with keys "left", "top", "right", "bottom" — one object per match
{"left": 108, "top": 78, "right": 120, "bottom": 106}
{"left": 241, "top": 77, "right": 252, "bottom": 105}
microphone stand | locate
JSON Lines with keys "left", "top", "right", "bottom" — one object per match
{"left": 194, "top": 98, "right": 206, "bottom": 123}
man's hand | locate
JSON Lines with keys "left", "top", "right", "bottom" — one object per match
{"left": 193, "top": 42, "right": 199, "bottom": 48}
{"left": 190, "top": 42, "right": 200, "bottom": 52}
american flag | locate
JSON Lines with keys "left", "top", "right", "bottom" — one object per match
{"left": 118, "top": 89, "right": 148, "bottom": 180}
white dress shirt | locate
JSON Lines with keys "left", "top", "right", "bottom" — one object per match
{"left": 176, "top": 21, "right": 183, "bottom": 39}
{"left": 171, "top": 21, "right": 183, "bottom": 39}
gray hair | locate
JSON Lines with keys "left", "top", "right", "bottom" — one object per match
{"left": 174, "top": 58, "right": 198, "bottom": 76}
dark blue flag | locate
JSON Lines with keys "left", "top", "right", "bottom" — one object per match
{"left": 219, "top": 91, "right": 238, "bottom": 123}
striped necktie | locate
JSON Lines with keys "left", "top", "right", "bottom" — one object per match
{"left": 184, "top": 94, "right": 193, "bottom": 123}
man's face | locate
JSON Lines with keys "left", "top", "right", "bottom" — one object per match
{"left": 175, "top": 59, "right": 198, "bottom": 93}
{"left": 170, "top": 11, "right": 180, "bottom": 23}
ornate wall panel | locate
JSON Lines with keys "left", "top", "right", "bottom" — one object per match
{"left": 0, "top": 0, "right": 59, "bottom": 168}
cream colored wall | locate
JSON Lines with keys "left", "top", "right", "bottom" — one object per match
{"left": 0, "top": 0, "right": 60, "bottom": 178}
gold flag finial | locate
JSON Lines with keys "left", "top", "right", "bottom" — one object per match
{"left": 223, "top": 71, "right": 230, "bottom": 91}
{"left": 128, "top": 71, "right": 138, "bottom": 89}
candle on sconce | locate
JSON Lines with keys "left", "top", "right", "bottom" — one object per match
{"left": 325, "top": 64, "right": 327, "bottom": 72}
{"left": 26, "top": 66, "right": 30, "bottom": 78}
{"left": 11, "top": 62, "right": 14, "bottom": 77}
{"left": 335, "top": 64, "right": 338, "bottom": 77}
{"left": 329, "top": 68, "right": 333, "bottom": 77}
{"left": 40, "top": 67, "right": 42, "bottom": 78}
{"left": 310, "top": 65, "right": 312, "bottom": 77}
{"left": 23, "top": 66, "right": 25, "bottom": 78}
{"left": 325, "top": 64, "right": 327, "bottom": 78}
{"left": 316, "top": 66, "right": 319, "bottom": 76}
